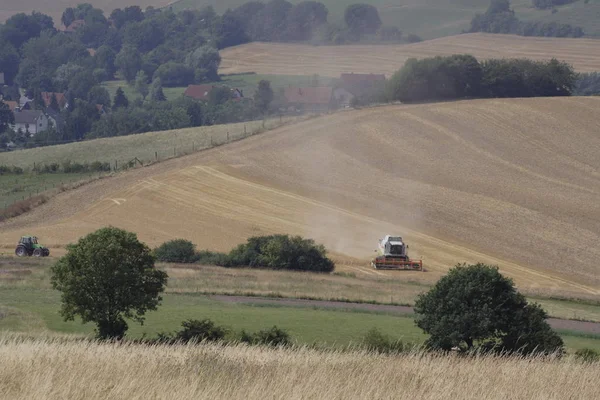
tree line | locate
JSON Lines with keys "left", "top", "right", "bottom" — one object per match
{"left": 470, "top": 0, "right": 584, "bottom": 37}
{"left": 386, "top": 54, "right": 578, "bottom": 103}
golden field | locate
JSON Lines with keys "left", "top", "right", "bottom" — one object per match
{"left": 0, "top": 98, "right": 599, "bottom": 297}
{"left": 220, "top": 33, "right": 600, "bottom": 76}
{"left": 0, "top": 336, "right": 598, "bottom": 400}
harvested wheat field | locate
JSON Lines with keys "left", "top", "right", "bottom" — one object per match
{"left": 1, "top": 336, "right": 598, "bottom": 400}
{"left": 1, "top": 97, "right": 600, "bottom": 297}
{"left": 220, "top": 33, "right": 600, "bottom": 77}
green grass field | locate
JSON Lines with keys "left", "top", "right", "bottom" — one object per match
{"left": 0, "top": 173, "right": 98, "bottom": 209}
{"left": 168, "top": 0, "right": 600, "bottom": 39}
{"left": 1, "top": 257, "right": 599, "bottom": 351}
{"left": 0, "top": 116, "right": 297, "bottom": 170}
{"left": 102, "top": 74, "right": 337, "bottom": 103}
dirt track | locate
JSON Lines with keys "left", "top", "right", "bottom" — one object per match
{"left": 220, "top": 33, "right": 600, "bottom": 76}
{"left": 209, "top": 295, "right": 600, "bottom": 335}
{"left": 1, "top": 98, "right": 599, "bottom": 297}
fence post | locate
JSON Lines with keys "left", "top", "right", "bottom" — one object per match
{"left": 244, "top": 125, "right": 247, "bottom": 135}
{"left": 155, "top": 151, "right": 158, "bottom": 161}
{"left": 115, "top": 160, "right": 118, "bottom": 171}
{"left": 227, "top": 132, "right": 229, "bottom": 141}
{"left": 173, "top": 147, "right": 176, "bottom": 157}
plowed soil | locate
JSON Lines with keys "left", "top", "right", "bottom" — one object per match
{"left": 220, "top": 33, "right": 600, "bottom": 76}
{"left": 1, "top": 98, "right": 599, "bottom": 297}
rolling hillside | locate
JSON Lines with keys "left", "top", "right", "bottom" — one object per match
{"left": 219, "top": 33, "right": 600, "bottom": 77}
{"left": 170, "top": 0, "right": 600, "bottom": 39}
{"left": 1, "top": 97, "right": 599, "bottom": 298}
{"left": 0, "top": 0, "right": 170, "bottom": 24}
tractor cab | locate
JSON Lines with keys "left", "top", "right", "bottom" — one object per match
{"left": 15, "top": 236, "right": 49, "bottom": 257}
{"left": 19, "top": 236, "right": 38, "bottom": 246}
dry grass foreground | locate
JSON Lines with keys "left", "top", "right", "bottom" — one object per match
{"left": 1, "top": 336, "right": 599, "bottom": 400}
{"left": 220, "top": 33, "right": 600, "bottom": 76}
{"left": 0, "top": 1, "right": 170, "bottom": 24}
{"left": 1, "top": 98, "right": 600, "bottom": 297}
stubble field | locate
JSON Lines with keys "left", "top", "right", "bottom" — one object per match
{"left": 219, "top": 33, "right": 600, "bottom": 76}
{"left": 0, "top": 97, "right": 599, "bottom": 298}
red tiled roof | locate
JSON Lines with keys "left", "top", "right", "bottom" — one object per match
{"left": 41, "top": 92, "right": 67, "bottom": 109}
{"left": 340, "top": 73, "right": 386, "bottom": 86}
{"left": 284, "top": 87, "right": 333, "bottom": 105}
{"left": 184, "top": 85, "right": 216, "bottom": 100}
{"left": 1, "top": 100, "right": 18, "bottom": 111}
{"left": 66, "top": 19, "right": 85, "bottom": 32}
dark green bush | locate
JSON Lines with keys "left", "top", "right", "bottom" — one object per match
{"left": 574, "top": 348, "right": 600, "bottom": 363}
{"left": 195, "top": 250, "right": 230, "bottom": 266}
{"left": 154, "top": 239, "right": 198, "bottom": 263}
{"left": 361, "top": 328, "right": 407, "bottom": 354}
{"left": 175, "top": 319, "right": 228, "bottom": 342}
{"left": 0, "top": 165, "right": 23, "bottom": 175}
{"left": 240, "top": 326, "right": 291, "bottom": 346}
{"left": 225, "top": 235, "right": 335, "bottom": 272}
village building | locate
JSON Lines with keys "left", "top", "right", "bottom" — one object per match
{"left": 283, "top": 86, "right": 333, "bottom": 113}
{"left": 11, "top": 110, "right": 49, "bottom": 135}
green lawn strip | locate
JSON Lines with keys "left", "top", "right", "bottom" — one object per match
{"left": 0, "top": 173, "right": 97, "bottom": 208}
{"left": 2, "top": 287, "right": 600, "bottom": 351}
{"left": 102, "top": 74, "right": 337, "bottom": 104}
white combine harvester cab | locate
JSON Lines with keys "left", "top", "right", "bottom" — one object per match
{"left": 372, "top": 235, "right": 422, "bottom": 271}
{"left": 378, "top": 235, "right": 408, "bottom": 259}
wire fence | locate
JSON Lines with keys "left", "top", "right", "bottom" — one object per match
{"left": 0, "top": 115, "right": 299, "bottom": 212}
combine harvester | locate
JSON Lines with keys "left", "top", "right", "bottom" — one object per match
{"left": 371, "top": 235, "right": 422, "bottom": 271}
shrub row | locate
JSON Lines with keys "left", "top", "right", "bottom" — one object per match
{"left": 0, "top": 195, "right": 48, "bottom": 222}
{"left": 151, "top": 319, "right": 292, "bottom": 347}
{"left": 154, "top": 235, "right": 335, "bottom": 273}
{"left": 34, "top": 161, "right": 112, "bottom": 174}
{"left": 386, "top": 55, "right": 577, "bottom": 103}
{"left": 0, "top": 165, "right": 24, "bottom": 175}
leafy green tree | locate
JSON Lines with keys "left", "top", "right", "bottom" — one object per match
{"left": 154, "top": 239, "right": 197, "bottom": 263}
{"left": 254, "top": 80, "right": 274, "bottom": 116}
{"left": 185, "top": 46, "right": 221, "bottom": 82}
{"left": 0, "top": 41, "right": 20, "bottom": 85}
{"left": 185, "top": 99, "right": 203, "bottom": 126}
{"left": 113, "top": 87, "right": 129, "bottom": 110}
{"left": 414, "top": 263, "right": 564, "bottom": 355}
{"left": 61, "top": 8, "right": 76, "bottom": 28}
{"left": 63, "top": 99, "right": 99, "bottom": 140}
{"left": 110, "top": 6, "right": 144, "bottom": 30}
{"left": 87, "top": 86, "right": 111, "bottom": 107}
{"left": 123, "top": 19, "right": 165, "bottom": 53}
{"left": 344, "top": 4, "right": 382, "bottom": 36}
{"left": 212, "top": 10, "right": 250, "bottom": 49}
{"left": 226, "top": 235, "right": 335, "bottom": 272}
{"left": 51, "top": 227, "right": 168, "bottom": 339}
{"left": 149, "top": 78, "right": 167, "bottom": 101}
{"left": 68, "top": 70, "right": 97, "bottom": 100}
{"left": 153, "top": 62, "right": 195, "bottom": 87}
{"left": 115, "top": 46, "right": 142, "bottom": 83}
{"left": 284, "top": 1, "right": 329, "bottom": 41}
{"left": 0, "top": 101, "right": 15, "bottom": 134}
{"left": 1, "top": 12, "right": 54, "bottom": 49}
{"left": 134, "top": 70, "right": 149, "bottom": 100}
{"left": 54, "top": 63, "right": 85, "bottom": 92}
{"left": 94, "top": 45, "right": 117, "bottom": 78}
{"left": 247, "top": 0, "right": 293, "bottom": 42}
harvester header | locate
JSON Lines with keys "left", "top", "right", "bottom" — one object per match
{"left": 371, "top": 235, "right": 422, "bottom": 270}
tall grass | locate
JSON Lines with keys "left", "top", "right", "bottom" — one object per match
{"left": 0, "top": 335, "right": 598, "bottom": 399}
